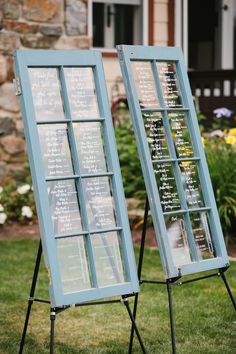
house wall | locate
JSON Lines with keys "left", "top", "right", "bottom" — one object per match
{"left": 0, "top": 0, "right": 170, "bottom": 180}
{"left": 0, "top": 0, "right": 90, "bottom": 180}
{"left": 103, "top": 0, "right": 170, "bottom": 103}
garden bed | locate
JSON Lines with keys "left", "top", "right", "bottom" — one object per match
{"left": 1, "top": 220, "right": 236, "bottom": 260}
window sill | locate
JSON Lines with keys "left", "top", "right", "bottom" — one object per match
{"left": 91, "top": 47, "right": 118, "bottom": 58}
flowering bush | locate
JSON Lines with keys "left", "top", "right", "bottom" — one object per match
{"left": 0, "top": 179, "right": 36, "bottom": 225}
{"left": 204, "top": 135, "right": 236, "bottom": 241}
{"left": 114, "top": 106, "right": 236, "bottom": 243}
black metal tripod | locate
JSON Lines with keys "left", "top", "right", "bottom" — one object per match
{"left": 19, "top": 240, "right": 147, "bottom": 354}
{"left": 129, "top": 198, "right": 236, "bottom": 354}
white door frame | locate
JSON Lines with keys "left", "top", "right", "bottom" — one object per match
{"left": 175, "top": 0, "right": 235, "bottom": 69}
{"left": 220, "top": 0, "right": 234, "bottom": 69}
{"left": 175, "top": 0, "right": 188, "bottom": 67}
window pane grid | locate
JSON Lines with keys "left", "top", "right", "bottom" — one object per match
{"left": 54, "top": 226, "right": 123, "bottom": 239}
{"left": 37, "top": 118, "right": 105, "bottom": 125}
{"left": 163, "top": 206, "right": 211, "bottom": 216}
{"left": 59, "top": 66, "right": 99, "bottom": 288}
{"left": 45, "top": 172, "right": 114, "bottom": 182}
{"left": 151, "top": 61, "right": 200, "bottom": 262}
{"left": 58, "top": 66, "right": 124, "bottom": 289}
{"left": 152, "top": 157, "right": 200, "bottom": 164}
{"left": 32, "top": 64, "right": 125, "bottom": 290}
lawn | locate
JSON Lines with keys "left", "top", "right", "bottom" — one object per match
{"left": 0, "top": 240, "right": 235, "bottom": 353}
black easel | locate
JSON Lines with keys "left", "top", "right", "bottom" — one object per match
{"left": 19, "top": 240, "right": 147, "bottom": 354}
{"left": 129, "top": 198, "right": 236, "bottom": 354}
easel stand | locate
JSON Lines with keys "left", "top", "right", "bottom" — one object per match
{"left": 129, "top": 198, "right": 236, "bottom": 354}
{"left": 19, "top": 241, "right": 147, "bottom": 354}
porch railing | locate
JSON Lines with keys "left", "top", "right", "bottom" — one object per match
{"left": 188, "top": 70, "right": 236, "bottom": 119}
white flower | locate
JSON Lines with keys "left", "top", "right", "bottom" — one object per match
{"left": 0, "top": 204, "right": 4, "bottom": 212}
{"left": 21, "top": 206, "right": 33, "bottom": 218}
{"left": 0, "top": 186, "right": 3, "bottom": 193}
{"left": 0, "top": 212, "right": 7, "bottom": 224}
{"left": 17, "top": 184, "right": 31, "bottom": 195}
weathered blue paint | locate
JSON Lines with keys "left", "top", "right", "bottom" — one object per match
{"left": 118, "top": 45, "right": 229, "bottom": 279}
{"left": 14, "top": 50, "right": 139, "bottom": 307}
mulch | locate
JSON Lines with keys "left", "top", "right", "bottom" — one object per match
{"left": 0, "top": 221, "right": 235, "bottom": 260}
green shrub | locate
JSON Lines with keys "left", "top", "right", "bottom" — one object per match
{"left": 115, "top": 109, "right": 236, "bottom": 242}
{"left": 115, "top": 115, "right": 146, "bottom": 204}
{"left": 204, "top": 137, "right": 236, "bottom": 241}
{"left": 0, "top": 166, "right": 36, "bottom": 225}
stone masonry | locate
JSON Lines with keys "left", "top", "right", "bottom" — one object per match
{"left": 0, "top": 0, "right": 90, "bottom": 181}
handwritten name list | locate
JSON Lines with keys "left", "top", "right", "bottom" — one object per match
{"left": 28, "top": 68, "right": 65, "bottom": 121}
{"left": 48, "top": 180, "right": 82, "bottom": 236}
{"left": 64, "top": 67, "right": 99, "bottom": 119}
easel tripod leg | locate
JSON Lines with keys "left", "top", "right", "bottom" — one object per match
{"left": 128, "top": 293, "right": 139, "bottom": 354}
{"left": 220, "top": 271, "right": 236, "bottom": 310}
{"left": 50, "top": 308, "right": 56, "bottom": 354}
{"left": 19, "top": 241, "right": 42, "bottom": 354}
{"left": 167, "top": 281, "right": 176, "bottom": 354}
{"left": 129, "top": 198, "right": 149, "bottom": 353}
{"left": 124, "top": 298, "right": 147, "bottom": 354}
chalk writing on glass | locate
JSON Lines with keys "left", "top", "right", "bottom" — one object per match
{"left": 143, "top": 111, "right": 170, "bottom": 160}
{"left": 178, "top": 161, "right": 204, "bottom": 208}
{"left": 73, "top": 122, "right": 107, "bottom": 174}
{"left": 64, "top": 67, "right": 99, "bottom": 119}
{"left": 131, "top": 61, "right": 160, "bottom": 109}
{"left": 157, "top": 62, "right": 183, "bottom": 108}
{"left": 28, "top": 68, "right": 65, "bottom": 121}
{"left": 154, "top": 163, "right": 181, "bottom": 212}
{"left": 169, "top": 112, "right": 194, "bottom": 158}
{"left": 82, "top": 177, "right": 116, "bottom": 231}
{"left": 47, "top": 179, "right": 82, "bottom": 236}
{"left": 38, "top": 124, "right": 73, "bottom": 177}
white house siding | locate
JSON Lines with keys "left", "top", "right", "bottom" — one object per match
{"left": 154, "top": 0, "right": 168, "bottom": 46}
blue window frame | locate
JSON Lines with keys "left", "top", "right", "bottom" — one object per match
{"left": 118, "top": 45, "right": 229, "bottom": 279}
{"left": 14, "top": 50, "right": 139, "bottom": 307}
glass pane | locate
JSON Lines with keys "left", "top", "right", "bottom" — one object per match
{"left": 131, "top": 61, "right": 160, "bottom": 109}
{"left": 178, "top": 161, "right": 204, "bottom": 208}
{"left": 143, "top": 111, "right": 170, "bottom": 160}
{"left": 157, "top": 62, "right": 183, "bottom": 108}
{"left": 64, "top": 67, "right": 99, "bottom": 119}
{"left": 168, "top": 112, "right": 194, "bottom": 158}
{"left": 57, "top": 236, "right": 91, "bottom": 294}
{"left": 92, "top": 232, "right": 126, "bottom": 287}
{"left": 154, "top": 163, "right": 181, "bottom": 212}
{"left": 165, "top": 214, "right": 191, "bottom": 266}
{"left": 82, "top": 177, "right": 116, "bottom": 231}
{"left": 190, "top": 212, "right": 215, "bottom": 259}
{"left": 47, "top": 180, "right": 83, "bottom": 236}
{"left": 93, "top": 3, "right": 104, "bottom": 47}
{"left": 73, "top": 122, "right": 107, "bottom": 174}
{"left": 28, "top": 68, "right": 65, "bottom": 121}
{"left": 38, "top": 124, "right": 73, "bottom": 177}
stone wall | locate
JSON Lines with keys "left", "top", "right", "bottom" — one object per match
{"left": 0, "top": 0, "right": 90, "bottom": 181}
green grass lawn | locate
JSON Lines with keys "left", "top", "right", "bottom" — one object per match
{"left": 0, "top": 240, "right": 235, "bottom": 353}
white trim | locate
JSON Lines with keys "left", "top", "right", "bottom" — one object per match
{"left": 182, "top": 0, "right": 188, "bottom": 67}
{"left": 175, "top": 0, "right": 188, "bottom": 66}
{"left": 143, "top": 0, "right": 148, "bottom": 45}
{"left": 174, "top": 0, "right": 181, "bottom": 47}
{"left": 88, "top": 0, "right": 92, "bottom": 38}
{"left": 221, "top": 0, "right": 234, "bottom": 69}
